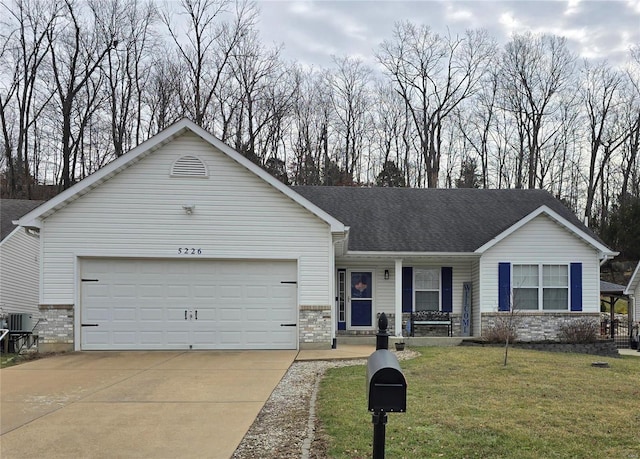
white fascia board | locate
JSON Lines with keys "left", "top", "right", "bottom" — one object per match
{"left": 625, "top": 263, "right": 640, "bottom": 295}
{"left": 18, "top": 118, "right": 346, "bottom": 233}
{"left": 474, "top": 205, "right": 618, "bottom": 259}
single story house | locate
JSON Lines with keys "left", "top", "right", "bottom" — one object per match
{"left": 1, "top": 199, "right": 44, "bottom": 319}
{"left": 18, "top": 119, "right": 617, "bottom": 352}
{"left": 625, "top": 263, "right": 639, "bottom": 324}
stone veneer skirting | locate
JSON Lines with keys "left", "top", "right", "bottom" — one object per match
{"left": 36, "top": 304, "right": 75, "bottom": 352}
{"left": 482, "top": 312, "right": 600, "bottom": 342}
{"left": 299, "top": 305, "right": 332, "bottom": 349}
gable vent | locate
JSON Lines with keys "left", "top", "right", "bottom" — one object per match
{"left": 171, "top": 155, "right": 208, "bottom": 178}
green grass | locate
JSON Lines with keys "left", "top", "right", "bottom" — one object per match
{"left": 0, "top": 352, "right": 41, "bottom": 368}
{"left": 1, "top": 353, "right": 21, "bottom": 368}
{"left": 316, "top": 347, "right": 640, "bottom": 459}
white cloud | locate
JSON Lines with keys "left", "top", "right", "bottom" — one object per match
{"left": 627, "top": 0, "right": 640, "bottom": 13}
{"left": 498, "top": 11, "right": 522, "bottom": 35}
{"left": 564, "top": 0, "right": 583, "bottom": 16}
{"left": 444, "top": 3, "right": 474, "bottom": 23}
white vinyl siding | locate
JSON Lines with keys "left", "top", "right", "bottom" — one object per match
{"left": 39, "top": 131, "right": 333, "bottom": 307}
{"left": 479, "top": 214, "right": 601, "bottom": 313}
{"left": 0, "top": 228, "right": 39, "bottom": 315}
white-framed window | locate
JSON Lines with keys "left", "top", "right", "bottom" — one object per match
{"left": 513, "top": 264, "right": 569, "bottom": 311}
{"left": 414, "top": 268, "right": 440, "bottom": 311}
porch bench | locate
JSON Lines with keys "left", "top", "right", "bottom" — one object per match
{"left": 409, "top": 311, "right": 452, "bottom": 337}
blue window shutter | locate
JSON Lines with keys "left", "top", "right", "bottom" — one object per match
{"left": 441, "top": 267, "right": 453, "bottom": 312}
{"left": 570, "top": 263, "right": 582, "bottom": 311}
{"left": 402, "top": 267, "right": 413, "bottom": 313}
{"left": 498, "top": 263, "right": 511, "bottom": 312}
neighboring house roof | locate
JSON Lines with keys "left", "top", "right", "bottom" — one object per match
{"left": 17, "top": 119, "right": 346, "bottom": 233}
{"left": 600, "top": 280, "right": 627, "bottom": 296}
{"left": 0, "top": 199, "right": 44, "bottom": 241}
{"left": 292, "top": 186, "right": 614, "bottom": 256}
{"left": 625, "top": 262, "right": 640, "bottom": 295}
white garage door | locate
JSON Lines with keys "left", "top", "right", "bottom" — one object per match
{"left": 80, "top": 258, "right": 298, "bottom": 350}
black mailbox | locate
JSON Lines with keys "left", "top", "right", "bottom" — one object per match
{"left": 367, "top": 349, "right": 407, "bottom": 413}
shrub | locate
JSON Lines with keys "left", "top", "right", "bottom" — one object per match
{"left": 483, "top": 319, "right": 518, "bottom": 344}
{"left": 558, "top": 318, "right": 599, "bottom": 343}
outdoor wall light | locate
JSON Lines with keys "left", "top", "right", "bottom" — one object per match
{"left": 384, "top": 269, "right": 390, "bottom": 280}
{"left": 182, "top": 204, "right": 195, "bottom": 215}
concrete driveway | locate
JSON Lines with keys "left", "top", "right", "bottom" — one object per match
{"left": 0, "top": 350, "right": 296, "bottom": 458}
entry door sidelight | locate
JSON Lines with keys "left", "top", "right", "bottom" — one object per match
{"left": 349, "top": 271, "right": 373, "bottom": 327}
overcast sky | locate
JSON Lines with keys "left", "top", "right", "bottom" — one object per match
{"left": 254, "top": 0, "right": 640, "bottom": 69}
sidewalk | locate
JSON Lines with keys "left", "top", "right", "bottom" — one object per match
{"left": 618, "top": 348, "right": 640, "bottom": 357}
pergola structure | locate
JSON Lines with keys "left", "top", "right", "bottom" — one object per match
{"left": 600, "top": 280, "right": 630, "bottom": 343}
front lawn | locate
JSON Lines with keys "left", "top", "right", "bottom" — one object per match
{"left": 315, "top": 347, "right": 640, "bottom": 459}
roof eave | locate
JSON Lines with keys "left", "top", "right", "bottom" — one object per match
{"left": 625, "top": 263, "right": 640, "bottom": 295}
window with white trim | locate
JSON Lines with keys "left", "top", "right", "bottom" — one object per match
{"left": 513, "top": 264, "right": 569, "bottom": 311}
{"left": 414, "top": 268, "right": 439, "bottom": 311}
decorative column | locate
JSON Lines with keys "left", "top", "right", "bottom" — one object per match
{"left": 394, "top": 258, "right": 403, "bottom": 337}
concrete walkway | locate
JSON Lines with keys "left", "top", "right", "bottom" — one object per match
{"left": 618, "top": 348, "right": 640, "bottom": 357}
{"left": 0, "top": 351, "right": 295, "bottom": 459}
{"left": 296, "top": 344, "right": 375, "bottom": 361}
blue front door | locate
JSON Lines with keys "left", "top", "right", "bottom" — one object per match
{"left": 350, "top": 271, "right": 373, "bottom": 327}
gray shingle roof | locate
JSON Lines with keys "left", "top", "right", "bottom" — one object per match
{"left": 600, "top": 280, "right": 627, "bottom": 295}
{"left": 1, "top": 199, "right": 44, "bottom": 240}
{"left": 292, "top": 187, "right": 603, "bottom": 252}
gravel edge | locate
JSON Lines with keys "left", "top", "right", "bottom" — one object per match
{"left": 231, "top": 350, "right": 419, "bottom": 459}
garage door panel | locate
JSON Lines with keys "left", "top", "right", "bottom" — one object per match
{"left": 81, "top": 259, "right": 298, "bottom": 350}
{"left": 193, "top": 286, "right": 215, "bottom": 298}
{"left": 140, "top": 331, "right": 164, "bottom": 345}
{"left": 139, "top": 284, "right": 164, "bottom": 298}
{"left": 167, "top": 285, "right": 190, "bottom": 297}
{"left": 113, "top": 306, "right": 136, "bottom": 321}
{"left": 113, "top": 285, "right": 137, "bottom": 298}
{"left": 139, "top": 307, "right": 164, "bottom": 321}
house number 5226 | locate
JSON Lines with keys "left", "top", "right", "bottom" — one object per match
{"left": 178, "top": 248, "right": 202, "bottom": 255}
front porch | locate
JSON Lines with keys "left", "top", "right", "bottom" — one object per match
{"left": 335, "top": 333, "right": 465, "bottom": 348}
{"left": 335, "top": 256, "right": 478, "bottom": 339}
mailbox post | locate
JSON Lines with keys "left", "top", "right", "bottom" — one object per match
{"left": 367, "top": 313, "right": 407, "bottom": 459}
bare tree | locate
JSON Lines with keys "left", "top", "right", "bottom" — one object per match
{"left": 325, "top": 55, "right": 371, "bottom": 182}
{"left": 162, "top": 0, "right": 255, "bottom": 128}
{"left": 145, "top": 49, "right": 183, "bottom": 134}
{"left": 580, "top": 60, "right": 627, "bottom": 223}
{"left": 499, "top": 33, "right": 576, "bottom": 189}
{"left": 289, "top": 67, "right": 331, "bottom": 186}
{"left": 97, "top": 0, "right": 158, "bottom": 157}
{"left": 47, "top": 0, "right": 118, "bottom": 189}
{"left": 1, "top": 0, "right": 61, "bottom": 197}
{"left": 620, "top": 46, "right": 640, "bottom": 200}
{"left": 226, "top": 25, "right": 293, "bottom": 166}
{"left": 377, "top": 23, "right": 496, "bottom": 187}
